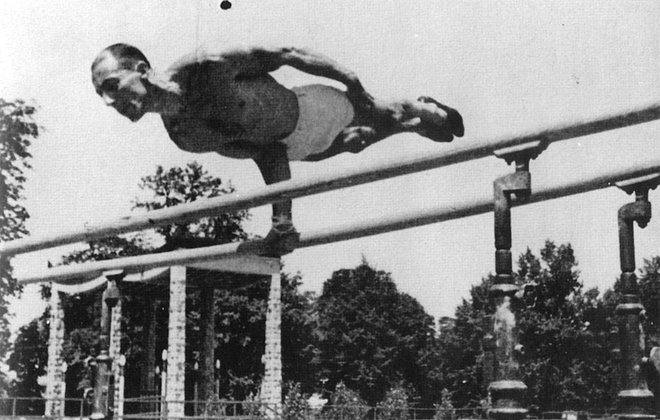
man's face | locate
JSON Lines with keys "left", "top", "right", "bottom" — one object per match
{"left": 92, "top": 52, "right": 149, "bottom": 122}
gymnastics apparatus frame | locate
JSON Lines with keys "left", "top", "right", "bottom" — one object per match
{"left": 2, "top": 99, "right": 660, "bottom": 419}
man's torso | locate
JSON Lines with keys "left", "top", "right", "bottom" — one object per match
{"left": 162, "top": 61, "right": 299, "bottom": 157}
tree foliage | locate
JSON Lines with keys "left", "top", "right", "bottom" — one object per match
{"left": 376, "top": 385, "right": 410, "bottom": 420}
{"left": 0, "top": 99, "right": 38, "bottom": 241}
{"left": 132, "top": 162, "right": 248, "bottom": 245}
{"left": 6, "top": 311, "right": 49, "bottom": 398}
{"left": 438, "top": 241, "right": 618, "bottom": 411}
{"left": 638, "top": 256, "right": 660, "bottom": 346}
{"left": 310, "top": 260, "right": 439, "bottom": 406}
{"left": 325, "top": 382, "right": 369, "bottom": 420}
{"left": 516, "top": 243, "right": 616, "bottom": 411}
{"left": 1, "top": 99, "right": 39, "bottom": 378}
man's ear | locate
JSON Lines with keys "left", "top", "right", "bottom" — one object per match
{"left": 135, "top": 60, "right": 150, "bottom": 75}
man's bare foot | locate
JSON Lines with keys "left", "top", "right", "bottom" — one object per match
{"left": 417, "top": 96, "right": 464, "bottom": 141}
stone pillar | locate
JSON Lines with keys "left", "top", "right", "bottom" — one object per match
{"left": 109, "top": 298, "right": 123, "bottom": 418}
{"left": 45, "top": 287, "right": 66, "bottom": 418}
{"left": 260, "top": 273, "right": 282, "bottom": 418}
{"left": 166, "top": 266, "right": 186, "bottom": 418}
{"left": 115, "top": 358, "right": 126, "bottom": 420}
{"left": 199, "top": 281, "right": 217, "bottom": 402}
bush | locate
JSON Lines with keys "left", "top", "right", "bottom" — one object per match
{"left": 242, "top": 392, "right": 264, "bottom": 419}
{"left": 376, "top": 386, "right": 409, "bottom": 420}
{"left": 325, "top": 382, "right": 369, "bottom": 420}
{"left": 283, "top": 382, "right": 310, "bottom": 420}
{"left": 434, "top": 389, "right": 455, "bottom": 420}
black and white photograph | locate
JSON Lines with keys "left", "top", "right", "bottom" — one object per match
{"left": 1, "top": 1, "right": 660, "bottom": 418}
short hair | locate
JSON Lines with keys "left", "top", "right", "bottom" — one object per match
{"left": 92, "top": 43, "right": 151, "bottom": 71}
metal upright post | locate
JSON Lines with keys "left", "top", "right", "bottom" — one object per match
{"left": 614, "top": 174, "right": 659, "bottom": 419}
{"left": 488, "top": 141, "right": 546, "bottom": 420}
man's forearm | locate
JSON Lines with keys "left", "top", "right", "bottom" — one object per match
{"left": 276, "top": 47, "right": 362, "bottom": 90}
{"left": 253, "top": 143, "right": 293, "bottom": 222}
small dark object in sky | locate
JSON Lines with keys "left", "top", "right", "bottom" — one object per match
{"left": 220, "top": 1, "right": 232, "bottom": 10}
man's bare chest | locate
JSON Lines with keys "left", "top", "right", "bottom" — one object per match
{"left": 162, "top": 115, "right": 247, "bottom": 152}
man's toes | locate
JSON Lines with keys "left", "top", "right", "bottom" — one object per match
{"left": 417, "top": 96, "right": 464, "bottom": 137}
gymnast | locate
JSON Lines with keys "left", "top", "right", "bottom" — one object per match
{"left": 91, "top": 44, "right": 464, "bottom": 255}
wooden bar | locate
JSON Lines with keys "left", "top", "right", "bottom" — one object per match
{"left": 18, "top": 252, "right": 280, "bottom": 285}
{"left": 16, "top": 159, "right": 660, "bottom": 286}
{"left": 3, "top": 100, "right": 660, "bottom": 257}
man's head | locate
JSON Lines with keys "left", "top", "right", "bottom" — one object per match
{"left": 91, "top": 43, "right": 153, "bottom": 121}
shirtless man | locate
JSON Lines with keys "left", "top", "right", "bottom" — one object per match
{"left": 91, "top": 43, "right": 464, "bottom": 255}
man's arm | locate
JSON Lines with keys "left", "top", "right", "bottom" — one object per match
{"left": 252, "top": 142, "right": 299, "bottom": 256}
{"left": 260, "top": 46, "right": 376, "bottom": 113}
{"left": 196, "top": 46, "right": 375, "bottom": 110}
{"left": 253, "top": 142, "right": 292, "bottom": 223}
{"left": 252, "top": 47, "right": 362, "bottom": 90}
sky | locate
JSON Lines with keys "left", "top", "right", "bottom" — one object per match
{"left": 1, "top": 0, "right": 660, "bottom": 335}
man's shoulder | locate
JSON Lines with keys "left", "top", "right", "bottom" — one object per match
{"left": 167, "top": 49, "right": 213, "bottom": 74}
{"left": 166, "top": 49, "right": 226, "bottom": 87}
{"left": 167, "top": 45, "right": 258, "bottom": 71}
{"left": 168, "top": 44, "right": 287, "bottom": 71}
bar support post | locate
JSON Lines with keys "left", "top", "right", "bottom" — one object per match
{"left": 614, "top": 174, "right": 660, "bottom": 419}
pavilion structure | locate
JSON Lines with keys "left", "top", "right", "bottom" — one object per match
{"left": 43, "top": 254, "right": 283, "bottom": 419}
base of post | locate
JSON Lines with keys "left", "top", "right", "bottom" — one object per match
{"left": 618, "top": 389, "right": 655, "bottom": 420}
{"left": 488, "top": 380, "right": 528, "bottom": 420}
{"left": 488, "top": 407, "right": 528, "bottom": 420}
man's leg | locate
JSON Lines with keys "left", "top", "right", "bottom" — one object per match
{"left": 368, "top": 96, "right": 463, "bottom": 142}
{"left": 303, "top": 126, "right": 377, "bottom": 161}
{"left": 304, "top": 96, "right": 464, "bottom": 161}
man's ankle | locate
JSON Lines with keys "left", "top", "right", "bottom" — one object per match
{"left": 271, "top": 216, "right": 295, "bottom": 233}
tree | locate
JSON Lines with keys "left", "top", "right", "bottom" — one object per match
{"left": 438, "top": 241, "right": 618, "bottom": 411}
{"left": 192, "top": 270, "right": 315, "bottom": 400}
{"left": 637, "top": 256, "right": 660, "bottom": 346}
{"left": 0, "top": 99, "right": 39, "bottom": 386}
{"left": 436, "top": 277, "right": 492, "bottom": 407}
{"left": 516, "top": 243, "right": 615, "bottom": 411}
{"left": 132, "top": 162, "right": 248, "bottom": 246}
{"left": 310, "top": 260, "right": 439, "bottom": 406}
{"left": 6, "top": 312, "right": 49, "bottom": 398}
